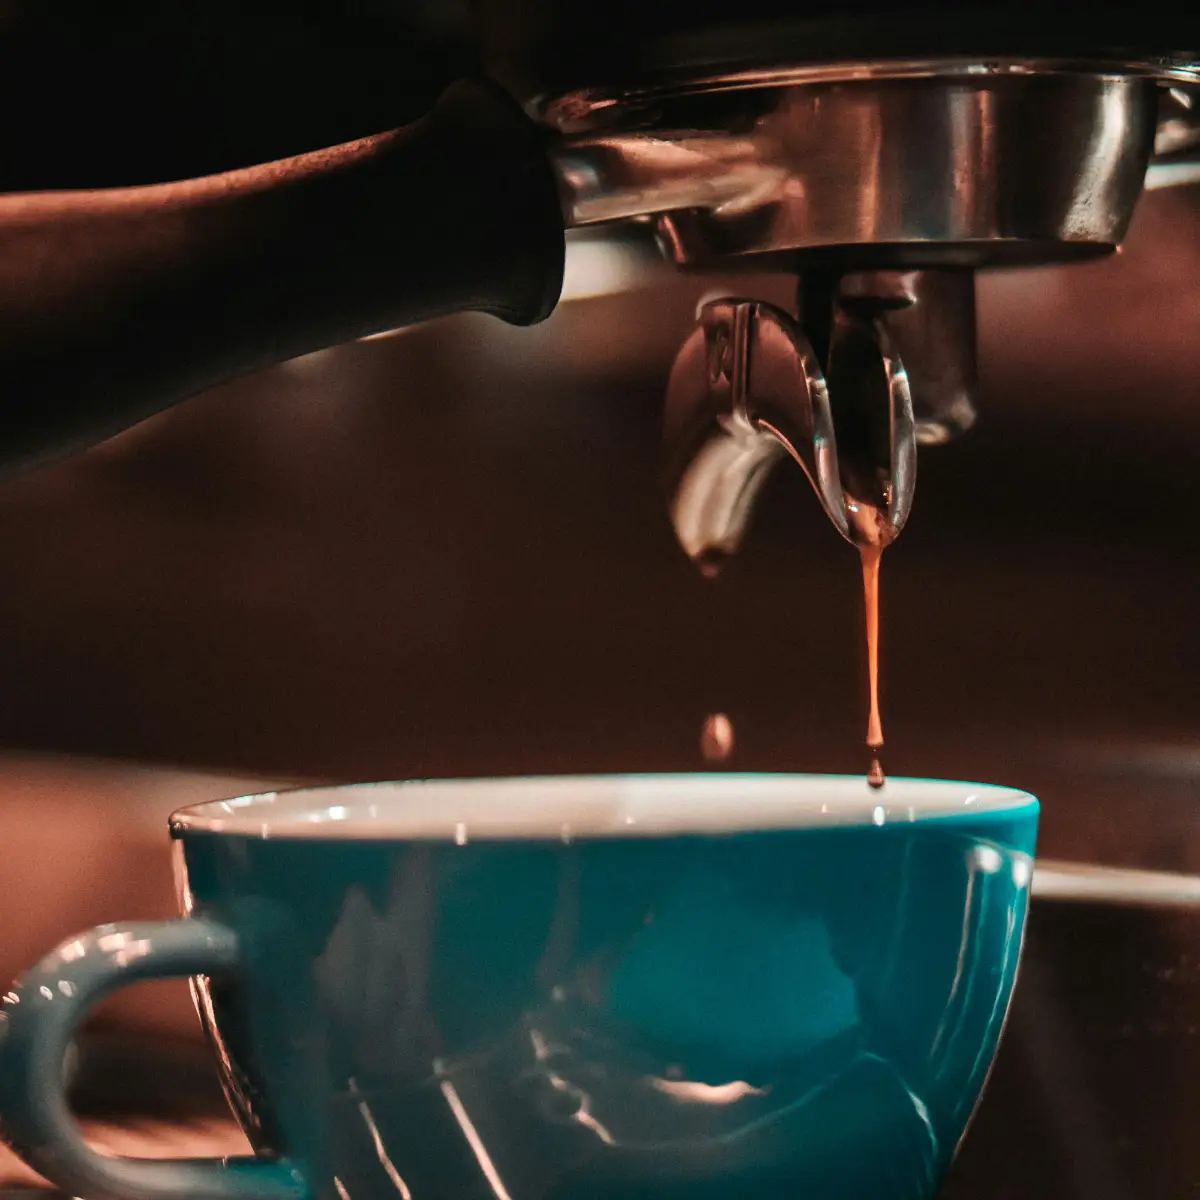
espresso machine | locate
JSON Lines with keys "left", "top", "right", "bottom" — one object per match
{"left": 2, "top": 3, "right": 1198, "bottom": 559}
{"left": 2, "top": 5, "right": 1200, "bottom": 1198}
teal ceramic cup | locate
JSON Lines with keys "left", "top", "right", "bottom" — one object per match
{"left": 0, "top": 774, "right": 1037, "bottom": 1200}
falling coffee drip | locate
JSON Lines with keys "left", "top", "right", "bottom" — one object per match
{"left": 825, "top": 299, "right": 904, "bottom": 790}
{"left": 700, "top": 712, "right": 735, "bottom": 762}
{"left": 856, "top": 527, "right": 892, "bottom": 790}
{"left": 841, "top": 481, "right": 897, "bottom": 789}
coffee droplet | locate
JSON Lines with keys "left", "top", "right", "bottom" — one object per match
{"left": 867, "top": 757, "right": 886, "bottom": 790}
{"left": 700, "top": 713, "right": 735, "bottom": 762}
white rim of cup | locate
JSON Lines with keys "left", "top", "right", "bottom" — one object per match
{"left": 170, "top": 773, "right": 1038, "bottom": 841}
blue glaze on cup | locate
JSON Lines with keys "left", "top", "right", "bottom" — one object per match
{"left": 0, "top": 774, "right": 1037, "bottom": 1200}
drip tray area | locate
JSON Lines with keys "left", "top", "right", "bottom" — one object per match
{"left": 5, "top": 866, "right": 1200, "bottom": 1199}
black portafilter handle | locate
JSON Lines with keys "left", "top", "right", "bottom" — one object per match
{"left": 0, "top": 79, "right": 566, "bottom": 476}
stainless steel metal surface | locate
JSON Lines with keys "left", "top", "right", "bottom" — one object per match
{"left": 542, "top": 57, "right": 1200, "bottom": 121}
{"left": 1155, "top": 84, "right": 1200, "bottom": 155}
{"left": 552, "top": 69, "right": 1159, "bottom": 268}
{"left": 554, "top": 60, "right": 1170, "bottom": 530}
{"left": 663, "top": 293, "right": 914, "bottom": 562}
{"left": 550, "top": 55, "right": 1200, "bottom": 581}
{"left": 1145, "top": 85, "right": 1200, "bottom": 187}
{"left": 800, "top": 269, "right": 979, "bottom": 446}
{"left": 664, "top": 297, "right": 840, "bottom": 564}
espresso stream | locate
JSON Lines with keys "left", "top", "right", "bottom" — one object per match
{"left": 845, "top": 496, "right": 896, "bottom": 790}
{"left": 820, "top": 295, "right": 905, "bottom": 790}
{"left": 861, "top": 544, "right": 885, "bottom": 788}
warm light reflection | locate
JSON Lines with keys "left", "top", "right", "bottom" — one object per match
{"left": 172, "top": 841, "right": 195, "bottom": 916}
{"left": 350, "top": 1079, "right": 413, "bottom": 1200}
{"left": 58, "top": 938, "right": 87, "bottom": 963}
{"left": 973, "top": 845, "right": 1003, "bottom": 874}
{"left": 438, "top": 1077, "right": 513, "bottom": 1200}
{"left": 931, "top": 866, "right": 977, "bottom": 1062}
{"left": 559, "top": 237, "right": 654, "bottom": 302}
{"left": 648, "top": 1078, "right": 769, "bottom": 1104}
{"left": 1010, "top": 853, "right": 1033, "bottom": 889}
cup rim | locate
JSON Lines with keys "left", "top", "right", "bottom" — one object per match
{"left": 169, "top": 772, "right": 1038, "bottom": 842}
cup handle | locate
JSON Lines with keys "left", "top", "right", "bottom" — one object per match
{"left": 0, "top": 919, "right": 308, "bottom": 1200}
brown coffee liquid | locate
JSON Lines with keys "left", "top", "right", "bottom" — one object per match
{"left": 846, "top": 499, "right": 894, "bottom": 789}
{"left": 700, "top": 712, "right": 735, "bottom": 762}
{"left": 866, "top": 755, "right": 885, "bottom": 789}
{"left": 861, "top": 543, "right": 885, "bottom": 787}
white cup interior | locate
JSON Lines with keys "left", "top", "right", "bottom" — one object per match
{"left": 171, "top": 774, "right": 1036, "bottom": 841}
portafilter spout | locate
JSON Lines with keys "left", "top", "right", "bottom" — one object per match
{"left": 664, "top": 288, "right": 916, "bottom": 571}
